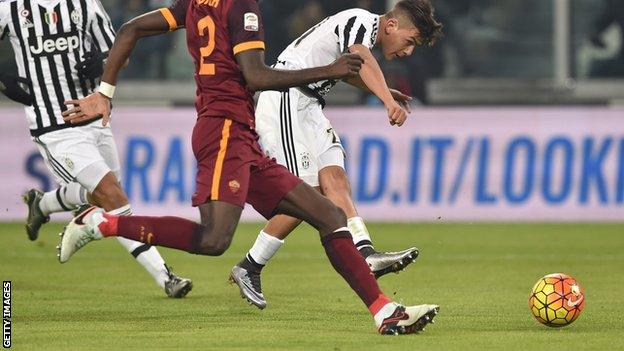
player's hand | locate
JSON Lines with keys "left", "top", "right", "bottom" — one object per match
{"left": 390, "top": 88, "right": 412, "bottom": 113}
{"left": 75, "top": 50, "right": 108, "bottom": 80}
{"left": 328, "top": 53, "right": 364, "bottom": 79}
{"left": 63, "top": 93, "right": 111, "bottom": 126}
{"left": 0, "top": 73, "right": 34, "bottom": 106}
{"left": 386, "top": 100, "right": 408, "bottom": 127}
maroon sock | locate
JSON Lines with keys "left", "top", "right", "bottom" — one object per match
{"left": 101, "top": 214, "right": 204, "bottom": 254}
{"left": 321, "top": 231, "right": 390, "bottom": 312}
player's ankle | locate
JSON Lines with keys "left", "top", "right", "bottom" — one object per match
{"left": 97, "top": 213, "right": 118, "bottom": 238}
{"left": 358, "top": 246, "right": 377, "bottom": 258}
{"left": 368, "top": 294, "right": 393, "bottom": 316}
{"left": 237, "top": 255, "right": 264, "bottom": 273}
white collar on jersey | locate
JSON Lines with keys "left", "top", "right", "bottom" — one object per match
{"left": 34, "top": 0, "right": 64, "bottom": 8}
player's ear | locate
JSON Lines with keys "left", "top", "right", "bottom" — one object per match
{"left": 385, "top": 18, "right": 399, "bottom": 34}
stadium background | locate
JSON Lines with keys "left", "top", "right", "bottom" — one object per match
{"left": 0, "top": 1, "right": 623, "bottom": 350}
{"left": 1, "top": 0, "right": 623, "bottom": 222}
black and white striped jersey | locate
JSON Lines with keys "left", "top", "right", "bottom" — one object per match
{"left": 276, "top": 8, "right": 380, "bottom": 98}
{"left": 0, "top": 0, "right": 115, "bottom": 137}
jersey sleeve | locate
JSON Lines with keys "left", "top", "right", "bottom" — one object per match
{"left": 336, "top": 12, "right": 379, "bottom": 52}
{"left": 227, "top": 0, "right": 265, "bottom": 55}
{"left": 159, "top": 0, "right": 190, "bottom": 31}
{"left": 88, "top": 0, "right": 116, "bottom": 52}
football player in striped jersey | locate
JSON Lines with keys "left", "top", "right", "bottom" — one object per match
{"left": 231, "top": 0, "right": 443, "bottom": 309}
{"left": 0, "top": 0, "right": 192, "bottom": 298}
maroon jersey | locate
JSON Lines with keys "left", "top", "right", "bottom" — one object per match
{"left": 160, "top": 0, "right": 265, "bottom": 127}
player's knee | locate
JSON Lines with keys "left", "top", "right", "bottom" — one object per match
{"left": 93, "top": 181, "right": 121, "bottom": 199}
{"left": 202, "top": 240, "right": 232, "bottom": 256}
{"left": 195, "top": 226, "right": 235, "bottom": 256}
{"left": 209, "top": 241, "right": 231, "bottom": 256}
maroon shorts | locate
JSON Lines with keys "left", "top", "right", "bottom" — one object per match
{"left": 191, "top": 117, "right": 302, "bottom": 218}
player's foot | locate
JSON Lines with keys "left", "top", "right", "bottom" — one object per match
{"left": 164, "top": 265, "right": 193, "bottom": 298}
{"left": 57, "top": 206, "right": 104, "bottom": 263}
{"left": 365, "top": 247, "right": 419, "bottom": 278}
{"left": 229, "top": 265, "right": 266, "bottom": 309}
{"left": 22, "top": 189, "right": 50, "bottom": 241}
{"left": 376, "top": 303, "right": 440, "bottom": 335}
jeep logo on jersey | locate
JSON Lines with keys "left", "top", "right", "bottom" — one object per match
{"left": 28, "top": 31, "right": 79, "bottom": 57}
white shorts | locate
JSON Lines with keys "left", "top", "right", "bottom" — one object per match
{"left": 255, "top": 88, "right": 344, "bottom": 187}
{"left": 32, "top": 121, "right": 121, "bottom": 193}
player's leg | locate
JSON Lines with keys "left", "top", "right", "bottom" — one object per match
{"left": 23, "top": 183, "right": 87, "bottom": 241}
{"left": 235, "top": 153, "right": 418, "bottom": 298}
{"left": 31, "top": 126, "right": 190, "bottom": 296}
{"left": 318, "top": 153, "right": 419, "bottom": 278}
{"left": 271, "top": 181, "right": 439, "bottom": 334}
{"left": 235, "top": 98, "right": 409, "bottom": 302}
{"left": 262, "top": 216, "right": 302, "bottom": 241}
{"left": 236, "top": 213, "right": 302, "bottom": 270}
{"left": 65, "top": 192, "right": 436, "bottom": 334}
{"left": 314, "top": 119, "right": 381, "bottom": 256}
{"left": 23, "top": 138, "right": 92, "bottom": 241}
{"left": 238, "top": 214, "right": 300, "bottom": 267}
{"left": 233, "top": 89, "right": 412, "bottom": 308}
{"left": 59, "top": 119, "right": 439, "bottom": 333}
{"left": 39, "top": 183, "right": 88, "bottom": 213}
{"left": 25, "top": 133, "right": 128, "bottom": 239}
{"left": 240, "top": 153, "right": 438, "bottom": 333}
{"left": 58, "top": 118, "right": 248, "bottom": 258}
{"left": 231, "top": 211, "right": 303, "bottom": 309}
{"left": 234, "top": 89, "right": 310, "bottom": 285}
{"left": 73, "top": 199, "right": 243, "bottom": 253}
{"left": 62, "top": 196, "right": 243, "bottom": 255}
{"left": 95, "top": 126, "right": 192, "bottom": 297}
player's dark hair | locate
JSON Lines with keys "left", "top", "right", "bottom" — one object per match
{"left": 394, "top": 0, "right": 443, "bottom": 46}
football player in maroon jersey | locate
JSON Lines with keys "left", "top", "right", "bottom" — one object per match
{"left": 60, "top": 0, "right": 438, "bottom": 334}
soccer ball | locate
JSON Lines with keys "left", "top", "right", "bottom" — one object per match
{"left": 528, "top": 273, "right": 585, "bottom": 327}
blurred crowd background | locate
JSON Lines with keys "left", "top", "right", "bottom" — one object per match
{"left": 1, "top": 0, "right": 623, "bottom": 105}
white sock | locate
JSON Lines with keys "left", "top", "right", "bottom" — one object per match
{"left": 247, "top": 230, "right": 285, "bottom": 265}
{"left": 108, "top": 205, "right": 169, "bottom": 288}
{"left": 348, "top": 217, "right": 374, "bottom": 250}
{"left": 374, "top": 302, "right": 399, "bottom": 328}
{"left": 39, "top": 183, "right": 88, "bottom": 215}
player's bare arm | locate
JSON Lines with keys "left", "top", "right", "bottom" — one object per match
{"left": 345, "top": 44, "right": 408, "bottom": 126}
{"left": 344, "top": 75, "right": 412, "bottom": 112}
{"left": 235, "top": 50, "right": 364, "bottom": 91}
{"left": 62, "top": 11, "right": 171, "bottom": 126}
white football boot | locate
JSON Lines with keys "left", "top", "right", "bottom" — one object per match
{"left": 57, "top": 206, "right": 104, "bottom": 263}
{"left": 375, "top": 303, "right": 440, "bottom": 335}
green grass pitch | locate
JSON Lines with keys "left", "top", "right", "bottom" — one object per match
{"left": 1, "top": 222, "right": 623, "bottom": 350}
